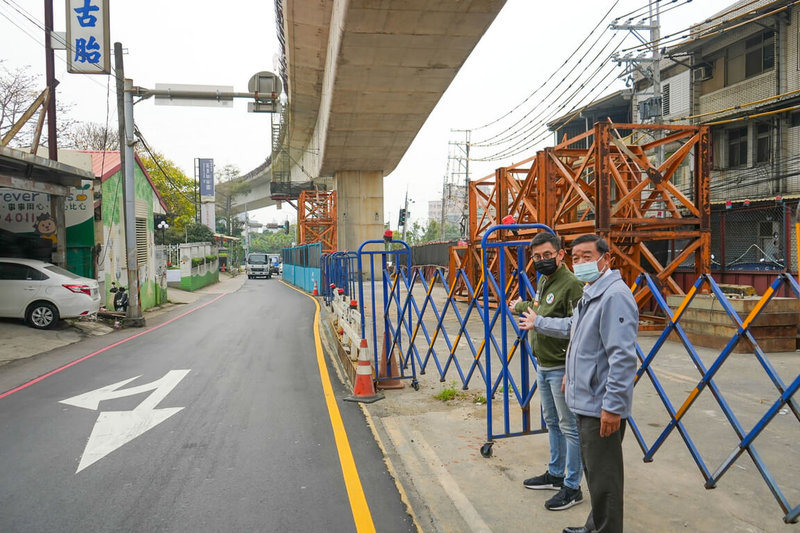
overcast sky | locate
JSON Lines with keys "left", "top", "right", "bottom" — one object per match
{"left": 1, "top": 0, "right": 734, "bottom": 227}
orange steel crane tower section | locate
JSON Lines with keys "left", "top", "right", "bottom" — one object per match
{"left": 298, "top": 190, "right": 337, "bottom": 254}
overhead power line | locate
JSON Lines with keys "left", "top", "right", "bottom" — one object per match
{"left": 472, "top": 62, "right": 624, "bottom": 162}
{"left": 618, "top": 0, "right": 789, "bottom": 54}
{"left": 467, "top": 0, "right": 792, "bottom": 167}
{"left": 134, "top": 125, "right": 197, "bottom": 207}
{"left": 470, "top": 0, "right": 622, "bottom": 134}
{"left": 472, "top": 32, "right": 628, "bottom": 148}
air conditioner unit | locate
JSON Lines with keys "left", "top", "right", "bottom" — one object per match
{"left": 692, "top": 64, "right": 712, "bottom": 82}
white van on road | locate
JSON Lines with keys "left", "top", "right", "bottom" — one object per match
{"left": 245, "top": 253, "right": 272, "bottom": 279}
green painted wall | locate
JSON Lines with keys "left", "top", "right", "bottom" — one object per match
{"left": 179, "top": 269, "right": 219, "bottom": 291}
{"left": 101, "top": 164, "right": 167, "bottom": 310}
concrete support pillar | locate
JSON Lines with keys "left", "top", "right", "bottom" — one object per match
{"left": 335, "top": 170, "right": 383, "bottom": 252}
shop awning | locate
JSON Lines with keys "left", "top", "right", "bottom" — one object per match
{"left": 0, "top": 145, "right": 94, "bottom": 196}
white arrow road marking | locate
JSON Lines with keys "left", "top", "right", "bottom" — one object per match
{"left": 75, "top": 407, "right": 184, "bottom": 473}
{"left": 60, "top": 370, "right": 190, "bottom": 473}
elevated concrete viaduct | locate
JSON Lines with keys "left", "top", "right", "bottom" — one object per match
{"left": 231, "top": 0, "right": 506, "bottom": 250}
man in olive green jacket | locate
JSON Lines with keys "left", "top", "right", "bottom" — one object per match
{"left": 511, "top": 232, "right": 585, "bottom": 511}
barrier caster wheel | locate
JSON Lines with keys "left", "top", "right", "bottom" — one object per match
{"left": 412, "top": 380, "right": 420, "bottom": 391}
{"left": 480, "top": 443, "right": 493, "bottom": 458}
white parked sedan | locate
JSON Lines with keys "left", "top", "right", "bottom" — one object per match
{"left": 0, "top": 258, "right": 101, "bottom": 329}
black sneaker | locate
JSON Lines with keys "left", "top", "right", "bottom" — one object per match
{"left": 523, "top": 471, "right": 564, "bottom": 490}
{"left": 545, "top": 486, "right": 584, "bottom": 511}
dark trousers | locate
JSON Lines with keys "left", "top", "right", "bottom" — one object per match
{"left": 577, "top": 415, "right": 626, "bottom": 533}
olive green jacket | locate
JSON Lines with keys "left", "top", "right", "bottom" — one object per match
{"left": 514, "top": 264, "right": 584, "bottom": 368}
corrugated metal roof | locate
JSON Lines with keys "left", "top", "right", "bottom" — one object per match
{"left": 82, "top": 150, "right": 121, "bottom": 181}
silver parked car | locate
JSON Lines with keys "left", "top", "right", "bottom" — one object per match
{"left": 0, "top": 258, "right": 101, "bottom": 329}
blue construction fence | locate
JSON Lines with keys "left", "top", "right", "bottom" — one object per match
{"left": 282, "top": 242, "right": 322, "bottom": 293}
{"left": 321, "top": 251, "right": 359, "bottom": 306}
{"left": 320, "top": 227, "right": 800, "bottom": 524}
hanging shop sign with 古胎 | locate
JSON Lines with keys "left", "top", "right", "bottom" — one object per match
{"left": 66, "top": 0, "right": 110, "bottom": 74}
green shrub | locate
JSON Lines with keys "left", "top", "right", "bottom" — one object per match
{"left": 191, "top": 257, "right": 203, "bottom": 268}
{"left": 206, "top": 255, "right": 217, "bottom": 263}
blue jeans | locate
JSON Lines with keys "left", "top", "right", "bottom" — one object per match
{"left": 537, "top": 366, "right": 582, "bottom": 490}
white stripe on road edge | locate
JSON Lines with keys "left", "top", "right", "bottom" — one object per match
{"left": 382, "top": 418, "right": 492, "bottom": 533}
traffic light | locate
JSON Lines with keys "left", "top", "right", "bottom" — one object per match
{"left": 284, "top": 220, "right": 290, "bottom": 234}
{"left": 398, "top": 208, "right": 407, "bottom": 226}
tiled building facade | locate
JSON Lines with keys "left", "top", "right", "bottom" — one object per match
{"left": 634, "top": 0, "right": 800, "bottom": 276}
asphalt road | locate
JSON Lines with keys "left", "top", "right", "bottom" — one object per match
{"left": 0, "top": 278, "right": 414, "bottom": 533}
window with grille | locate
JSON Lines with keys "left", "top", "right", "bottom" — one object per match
{"left": 727, "top": 127, "right": 748, "bottom": 168}
{"left": 662, "top": 83, "right": 670, "bottom": 116}
{"left": 135, "top": 218, "right": 148, "bottom": 265}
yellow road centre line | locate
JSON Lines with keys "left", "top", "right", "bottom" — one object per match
{"left": 285, "top": 281, "right": 376, "bottom": 533}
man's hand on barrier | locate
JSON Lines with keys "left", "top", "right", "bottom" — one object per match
{"left": 600, "top": 409, "right": 621, "bottom": 437}
{"left": 508, "top": 298, "right": 521, "bottom": 310}
{"left": 519, "top": 309, "right": 537, "bottom": 330}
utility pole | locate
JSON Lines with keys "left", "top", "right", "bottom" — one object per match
{"left": 194, "top": 159, "right": 200, "bottom": 223}
{"left": 44, "top": 0, "right": 57, "bottom": 162}
{"left": 445, "top": 129, "right": 471, "bottom": 240}
{"left": 244, "top": 201, "right": 250, "bottom": 255}
{"left": 114, "top": 43, "right": 145, "bottom": 326}
{"left": 457, "top": 130, "right": 471, "bottom": 237}
{"left": 401, "top": 189, "right": 409, "bottom": 242}
{"left": 44, "top": 0, "right": 68, "bottom": 267}
{"left": 123, "top": 78, "right": 144, "bottom": 326}
{"left": 611, "top": 2, "right": 663, "bottom": 152}
{"left": 440, "top": 179, "right": 447, "bottom": 241}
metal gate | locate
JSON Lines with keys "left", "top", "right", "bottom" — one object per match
{"left": 357, "top": 239, "right": 418, "bottom": 389}
{"left": 479, "top": 223, "right": 556, "bottom": 457}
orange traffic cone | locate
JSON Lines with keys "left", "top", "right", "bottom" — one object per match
{"left": 344, "top": 338, "right": 384, "bottom": 403}
{"left": 312, "top": 279, "right": 319, "bottom": 296}
{"left": 377, "top": 334, "right": 405, "bottom": 390}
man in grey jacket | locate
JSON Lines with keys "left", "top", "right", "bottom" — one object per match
{"left": 518, "top": 234, "right": 638, "bottom": 533}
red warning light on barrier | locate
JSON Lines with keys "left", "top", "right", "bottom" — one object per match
{"left": 502, "top": 215, "right": 519, "bottom": 236}
{"left": 349, "top": 299, "right": 358, "bottom": 309}
{"left": 337, "top": 288, "right": 345, "bottom": 295}
{"left": 384, "top": 229, "right": 393, "bottom": 243}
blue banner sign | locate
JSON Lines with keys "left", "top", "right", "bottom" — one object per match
{"left": 198, "top": 158, "right": 214, "bottom": 200}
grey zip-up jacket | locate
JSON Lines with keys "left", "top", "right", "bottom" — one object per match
{"left": 533, "top": 269, "right": 638, "bottom": 418}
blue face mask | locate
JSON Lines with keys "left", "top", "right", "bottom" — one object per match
{"left": 573, "top": 258, "right": 604, "bottom": 283}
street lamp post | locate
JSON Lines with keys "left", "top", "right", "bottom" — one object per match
{"left": 158, "top": 220, "right": 169, "bottom": 245}
{"left": 401, "top": 191, "right": 414, "bottom": 242}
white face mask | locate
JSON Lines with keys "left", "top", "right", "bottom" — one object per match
{"left": 573, "top": 257, "right": 605, "bottom": 283}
